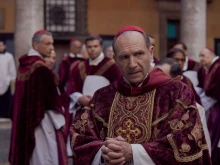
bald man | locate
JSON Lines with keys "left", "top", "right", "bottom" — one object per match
{"left": 70, "top": 26, "right": 211, "bottom": 165}
{"left": 59, "top": 39, "right": 84, "bottom": 92}
{"left": 199, "top": 47, "right": 220, "bottom": 164}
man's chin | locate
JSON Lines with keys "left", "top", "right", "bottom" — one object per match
{"left": 126, "top": 78, "right": 144, "bottom": 85}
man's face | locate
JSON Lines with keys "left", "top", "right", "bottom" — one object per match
{"left": 199, "top": 48, "right": 214, "bottom": 68}
{"left": 114, "top": 31, "right": 153, "bottom": 85}
{"left": 105, "top": 46, "right": 114, "bottom": 59}
{"left": 173, "top": 44, "right": 188, "bottom": 56}
{"left": 86, "top": 40, "right": 103, "bottom": 60}
{"left": 34, "top": 34, "right": 54, "bottom": 57}
{"left": 70, "top": 40, "right": 82, "bottom": 55}
{"left": 0, "top": 41, "right": 6, "bottom": 52}
{"left": 172, "top": 52, "right": 185, "bottom": 70}
{"left": 44, "top": 51, "right": 56, "bottom": 70}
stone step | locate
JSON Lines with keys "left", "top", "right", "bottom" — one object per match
{"left": 0, "top": 118, "right": 12, "bottom": 129}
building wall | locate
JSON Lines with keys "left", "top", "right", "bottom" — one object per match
{"left": 87, "top": 0, "right": 160, "bottom": 58}
{"left": 207, "top": 0, "right": 220, "bottom": 50}
{"left": 1, "top": 1, "right": 220, "bottom": 57}
{"left": 0, "top": 0, "right": 15, "bottom": 33}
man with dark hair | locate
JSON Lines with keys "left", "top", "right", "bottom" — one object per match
{"left": 199, "top": 47, "right": 220, "bottom": 164}
{"left": 155, "top": 57, "right": 182, "bottom": 78}
{"left": 173, "top": 42, "right": 200, "bottom": 71}
{"left": 167, "top": 48, "right": 202, "bottom": 105}
{"left": 59, "top": 39, "right": 84, "bottom": 92}
{"left": 70, "top": 26, "right": 211, "bottom": 165}
{"left": 148, "top": 35, "right": 159, "bottom": 66}
{"left": 67, "top": 35, "right": 121, "bottom": 115}
{"left": 173, "top": 42, "right": 206, "bottom": 89}
{"left": 9, "top": 30, "right": 67, "bottom": 165}
{"left": 0, "top": 39, "right": 16, "bottom": 118}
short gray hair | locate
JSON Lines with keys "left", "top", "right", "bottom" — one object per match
{"left": 32, "top": 31, "right": 52, "bottom": 44}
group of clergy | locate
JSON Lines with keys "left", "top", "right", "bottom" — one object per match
{"left": 8, "top": 25, "right": 220, "bottom": 165}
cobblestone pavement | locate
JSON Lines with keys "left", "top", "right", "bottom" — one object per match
{"left": 0, "top": 118, "right": 73, "bottom": 165}
{"left": 0, "top": 128, "right": 11, "bottom": 165}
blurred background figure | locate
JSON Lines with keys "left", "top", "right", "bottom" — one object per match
{"left": 80, "top": 44, "right": 89, "bottom": 59}
{"left": 59, "top": 39, "right": 84, "bottom": 92}
{"left": 44, "top": 49, "right": 56, "bottom": 70}
{"left": 0, "top": 39, "right": 16, "bottom": 118}
{"left": 199, "top": 47, "right": 220, "bottom": 164}
{"left": 148, "top": 35, "right": 159, "bottom": 66}
{"left": 44, "top": 49, "right": 72, "bottom": 161}
{"left": 167, "top": 48, "right": 202, "bottom": 105}
{"left": 105, "top": 45, "right": 114, "bottom": 59}
{"left": 173, "top": 42, "right": 206, "bottom": 95}
{"left": 155, "top": 57, "right": 182, "bottom": 78}
{"left": 173, "top": 42, "right": 200, "bottom": 71}
{"left": 155, "top": 57, "right": 211, "bottom": 155}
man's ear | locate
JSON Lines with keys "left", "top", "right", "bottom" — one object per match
{"left": 33, "top": 42, "right": 38, "bottom": 50}
{"left": 113, "top": 53, "right": 116, "bottom": 61}
{"left": 150, "top": 46, "right": 154, "bottom": 60}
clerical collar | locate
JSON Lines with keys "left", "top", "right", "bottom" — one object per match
{"left": 89, "top": 52, "right": 104, "bottom": 66}
{"left": 123, "top": 73, "right": 150, "bottom": 87}
{"left": 28, "top": 49, "right": 43, "bottom": 58}
{"left": 183, "top": 56, "right": 189, "bottom": 71}
{"left": 211, "top": 56, "right": 219, "bottom": 65}
{"left": 204, "top": 56, "right": 219, "bottom": 72}
{"left": 69, "top": 53, "right": 84, "bottom": 58}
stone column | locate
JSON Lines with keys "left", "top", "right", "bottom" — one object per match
{"left": 14, "top": 0, "right": 44, "bottom": 66}
{"left": 181, "top": 0, "right": 206, "bottom": 61}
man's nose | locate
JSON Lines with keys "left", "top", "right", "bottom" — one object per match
{"left": 50, "top": 44, "right": 54, "bottom": 50}
{"left": 128, "top": 56, "right": 137, "bottom": 69}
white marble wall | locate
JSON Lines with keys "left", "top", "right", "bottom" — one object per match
{"left": 181, "top": 0, "right": 206, "bottom": 61}
{"left": 14, "top": 0, "right": 44, "bottom": 66}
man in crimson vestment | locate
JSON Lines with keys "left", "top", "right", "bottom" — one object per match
{"left": 155, "top": 57, "right": 211, "bottom": 154}
{"left": 200, "top": 47, "right": 220, "bottom": 165}
{"left": 59, "top": 39, "right": 84, "bottom": 92}
{"left": 173, "top": 43, "right": 206, "bottom": 89}
{"left": 67, "top": 35, "right": 121, "bottom": 114}
{"left": 9, "top": 30, "right": 67, "bottom": 165}
{"left": 67, "top": 35, "right": 121, "bottom": 158}
{"left": 166, "top": 48, "right": 202, "bottom": 105}
{"left": 70, "top": 26, "right": 211, "bottom": 165}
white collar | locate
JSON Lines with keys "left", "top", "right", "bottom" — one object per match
{"left": 211, "top": 56, "right": 219, "bottom": 65}
{"left": 183, "top": 56, "right": 189, "bottom": 71}
{"left": 205, "top": 56, "right": 219, "bottom": 72}
{"left": 28, "top": 48, "right": 42, "bottom": 58}
{"left": 89, "top": 52, "right": 104, "bottom": 66}
{"left": 69, "top": 53, "right": 84, "bottom": 58}
{"left": 123, "top": 74, "right": 148, "bottom": 87}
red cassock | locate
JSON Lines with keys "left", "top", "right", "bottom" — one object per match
{"left": 9, "top": 55, "right": 67, "bottom": 165}
{"left": 205, "top": 58, "right": 220, "bottom": 164}
{"left": 181, "top": 75, "right": 202, "bottom": 105}
{"left": 59, "top": 54, "right": 84, "bottom": 92}
{"left": 67, "top": 57, "right": 121, "bottom": 95}
{"left": 186, "top": 58, "right": 206, "bottom": 89}
{"left": 70, "top": 68, "right": 211, "bottom": 165}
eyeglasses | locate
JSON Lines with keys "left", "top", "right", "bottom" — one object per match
{"left": 173, "top": 58, "right": 185, "bottom": 62}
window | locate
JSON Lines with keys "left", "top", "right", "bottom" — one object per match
{"left": 215, "top": 39, "right": 220, "bottom": 56}
{"left": 44, "top": 0, "right": 88, "bottom": 39}
{"left": 45, "top": 0, "right": 76, "bottom": 32}
{"left": 167, "top": 20, "right": 180, "bottom": 50}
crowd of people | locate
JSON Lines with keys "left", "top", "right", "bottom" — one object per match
{"left": 0, "top": 25, "right": 219, "bottom": 165}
